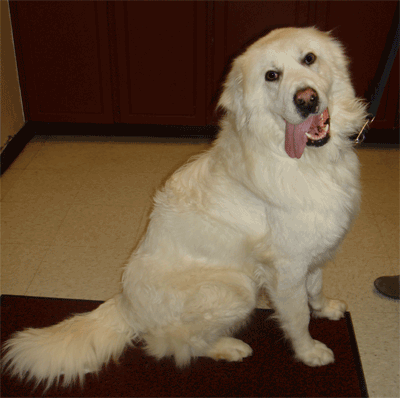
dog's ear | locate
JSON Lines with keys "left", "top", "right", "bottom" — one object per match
{"left": 218, "top": 57, "right": 244, "bottom": 115}
{"left": 327, "top": 34, "right": 352, "bottom": 85}
{"left": 327, "top": 33, "right": 368, "bottom": 135}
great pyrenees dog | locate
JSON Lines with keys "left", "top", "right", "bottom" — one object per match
{"left": 3, "top": 27, "right": 367, "bottom": 390}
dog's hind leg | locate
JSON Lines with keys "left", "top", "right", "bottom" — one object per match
{"left": 206, "top": 336, "right": 253, "bottom": 361}
{"left": 307, "top": 267, "right": 347, "bottom": 320}
{"left": 142, "top": 270, "right": 257, "bottom": 367}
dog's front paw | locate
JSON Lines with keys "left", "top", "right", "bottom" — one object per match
{"left": 313, "top": 299, "right": 347, "bottom": 320}
{"left": 296, "top": 339, "right": 334, "bottom": 367}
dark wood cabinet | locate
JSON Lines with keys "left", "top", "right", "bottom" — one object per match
{"left": 10, "top": 1, "right": 210, "bottom": 126}
{"left": 10, "top": 1, "right": 398, "bottom": 135}
{"left": 114, "top": 2, "right": 207, "bottom": 125}
{"left": 10, "top": 1, "right": 114, "bottom": 123}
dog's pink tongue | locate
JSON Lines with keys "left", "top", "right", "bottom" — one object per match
{"left": 285, "top": 116, "right": 315, "bottom": 159}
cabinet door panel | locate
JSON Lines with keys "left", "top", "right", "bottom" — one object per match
{"left": 10, "top": 1, "right": 113, "bottom": 123}
{"left": 115, "top": 2, "right": 207, "bottom": 125}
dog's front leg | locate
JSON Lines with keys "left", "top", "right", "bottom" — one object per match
{"left": 307, "top": 267, "right": 347, "bottom": 320}
{"left": 268, "top": 270, "right": 335, "bottom": 367}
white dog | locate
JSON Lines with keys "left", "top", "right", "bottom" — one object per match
{"left": 3, "top": 27, "right": 367, "bottom": 390}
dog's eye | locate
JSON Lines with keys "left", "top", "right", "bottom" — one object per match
{"left": 265, "top": 71, "right": 280, "bottom": 81}
{"left": 303, "top": 53, "right": 317, "bottom": 65}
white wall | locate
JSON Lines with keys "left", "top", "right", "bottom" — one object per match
{"left": 1, "top": 0, "right": 25, "bottom": 152}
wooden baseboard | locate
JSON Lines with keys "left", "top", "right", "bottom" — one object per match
{"left": 1, "top": 122, "right": 38, "bottom": 175}
{"left": 0, "top": 122, "right": 219, "bottom": 175}
{"left": 25, "top": 122, "right": 400, "bottom": 147}
{"left": 360, "top": 128, "right": 399, "bottom": 147}
{"left": 1, "top": 121, "right": 397, "bottom": 176}
{"left": 30, "top": 122, "right": 220, "bottom": 138}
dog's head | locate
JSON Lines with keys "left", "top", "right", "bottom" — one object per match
{"left": 219, "top": 27, "right": 367, "bottom": 159}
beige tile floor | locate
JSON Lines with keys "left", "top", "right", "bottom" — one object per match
{"left": 1, "top": 134, "right": 399, "bottom": 397}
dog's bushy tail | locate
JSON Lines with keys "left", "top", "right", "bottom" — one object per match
{"left": 2, "top": 294, "right": 137, "bottom": 391}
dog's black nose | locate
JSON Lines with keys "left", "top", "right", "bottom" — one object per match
{"left": 294, "top": 87, "right": 319, "bottom": 118}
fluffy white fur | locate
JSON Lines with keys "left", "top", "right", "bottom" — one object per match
{"left": 2, "top": 27, "right": 367, "bottom": 391}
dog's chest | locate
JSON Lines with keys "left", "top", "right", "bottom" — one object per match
{"left": 259, "top": 154, "right": 360, "bottom": 257}
{"left": 266, "top": 193, "right": 355, "bottom": 261}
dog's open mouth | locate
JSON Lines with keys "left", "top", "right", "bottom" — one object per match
{"left": 305, "top": 109, "right": 330, "bottom": 148}
{"left": 285, "top": 108, "right": 330, "bottom": 159}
